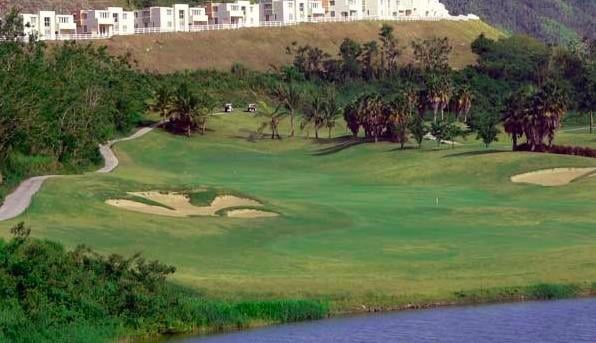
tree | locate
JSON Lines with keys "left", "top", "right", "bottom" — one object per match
{"left": 430, "top": 120, "right": 449, "bottom": 147}
{"left": 411, "top": 37, "right": 453, "bottom": 72}
{"left": 167, "top": 83, "right": 202, "bottom": 137}
{"left": 302, "top": 92, "right": 325, "bottom": 139}
{"left": 339, "top": 38, "right": 362, "bottom": 81}
{"left": 503, "top": 87, "right": 532, "bottom": 150}
{"left": 472, "top": 113, "right": 500, "bottom": 148}
{"left": 409, "top": 114, "right": 429, "bottom": 148}
{"left": 276, "top": 82, "right": 303, "bottom": 137}
{"left": 150, "top": 84, "right": 172, "bottom": 121}
{"left": 0, "top": 7, "right": 25, "bottom": 42}
{"left": 361, "top": 41, "right": 379, "bottom": 81}
{"left": 378, "top": 24, "right": 402, "bottom": 77}
{"left": 425, "top": 74, "right": 452, "bottom": 122}
{"left": 322, "top": 89, "right": 342, "bottom": 139}
{"left": 524, "top": 81, "right": 567, "bottom": 150}
{"left": 387, "top": 95, "right": 410, "bottom": 149}
{"left": 454, "top": 85, "right": 473, "bottom": 122}
{"left": 257, "top": 101, "right": 285, "bottom": 139}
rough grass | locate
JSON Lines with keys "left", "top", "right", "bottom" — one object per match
{"left": 96, "top": 20, "right": 504, "bottom": 73}
{"left": 2, "top": 113, "right": 596, "bottom": 312}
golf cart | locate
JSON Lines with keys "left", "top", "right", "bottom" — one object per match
{"left": 247, "top": 104, "right": 257, "bottom": 112}
{"left": 224, "top": 103, "right": 233, "bottom": 113}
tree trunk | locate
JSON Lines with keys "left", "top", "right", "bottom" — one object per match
{"left": 289, "top": 112, "right": 295, "bottom": 137}
{"left": 328, "top": 127, "right": 332, "bottom": 139}
{"left": 512, "top": 135, "right": 518, "bottom": 151}
{"left": 590, "top": 111, "right": 593, "bottom": 134}
{"left": 315, "top": 127, "right": 319, "bottom": 139}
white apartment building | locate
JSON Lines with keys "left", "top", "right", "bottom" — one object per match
{"left": 189, "top": 7, "right": 209, "bottom": 26}
{"left": 260, "top": 0, "right": 325, "bottom": 22}
{"left": 328, "top": 0, "right": 364, "bottom": 18}
{"left": 396, "top": 0, "right": 450, "bottom": 17}
{"left": 21, "top": 11, "right": 76, "bottom": 40}
{"left": 75, "top": 8, "right": 134, "bottom": 36}
{"left": 209, "top": 1, "right": 260, "bottom": 27}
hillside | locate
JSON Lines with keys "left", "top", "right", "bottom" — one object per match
{"left": 97, "top": 20, "right": 503, "bottom": 73}
{"left": 442, "top": 0, "right": 596, "bottom": 43}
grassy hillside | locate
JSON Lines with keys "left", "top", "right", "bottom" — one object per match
{"left": 98, "top": 20, "right": 503, "bottom": 73}
{"left": 442, "top": 0, "right": 596, "bottom": 43}
{"left": 2, "top": 111, "right": 595, "bottom": 310}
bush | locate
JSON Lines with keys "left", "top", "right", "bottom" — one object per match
{"left": 0, "top": 223, "right": 329, "bottom": 342}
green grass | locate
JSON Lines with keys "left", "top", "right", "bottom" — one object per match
{"left": 2, "top": 112, "right": 596, "bottom": 311}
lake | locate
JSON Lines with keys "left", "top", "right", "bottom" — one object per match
{"left": 175, "top": 298, "right": 596, "bottom": 342}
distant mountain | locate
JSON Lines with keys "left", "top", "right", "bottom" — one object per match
{"left": 442, "top": 0, "right": 596, "bottom": 43}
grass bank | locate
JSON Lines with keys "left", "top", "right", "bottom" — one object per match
{"left": 98, "top": 20, "right": 503, "bottom": 73}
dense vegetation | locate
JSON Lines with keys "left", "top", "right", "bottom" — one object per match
{"left": 442, "top": 0, "right": 596, "bottom": 44}
{"left": 0, "top": 10, "right": 149, "bottom": 199}
{"left": 0, "top": 223, "right": 329, "bottom": 341}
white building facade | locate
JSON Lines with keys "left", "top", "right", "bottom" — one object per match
{"left": 210, "top": 1, "right": 260, "bottom": 26}
{"left": 21, "top": 11, "right": 76, "bottom": 40}
{"left": 260, "top": 0, "right": 325, "bottom": 22}
{"left": 75, "top": 8, "right": 134, "bottom": 36}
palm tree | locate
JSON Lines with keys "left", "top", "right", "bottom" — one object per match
{"left": 197, "top": 93, "right": 217, "bottom": 135}
{"left": 167, "top": 83, "right": 201, "bottom": 137}
{"left": 302, "top": 92, "right": 325, "bottom": 139}
{"left": 455, "top": 85, "right": 473, "bottom": 123}
{"left": 438, "top": 77, "right": 453, "bottom": 121}
{"left": 322, "top": 89, "right": 342, "bottom": 139}
{"left": 425, "top": 74, "right": 443, "bottom": 122}
{"left": 527, "top": 81, "right": 567, "bottom": 150}
{"left": 150, "top": 85, "right": 171, "bottom": 121}
{"left": 387, "top": 95, "right": 410, "bottom": 149}
{"left": 361, "top": 41, "right": 379, "bottom": 81}
{"left": 503, "top": 87, "right": 532, "bottom": 150}
{"left": 256, "top": 101, "right": 285, "bottom": 140}
{"left": 276, "top": 83, "right": 302, "bottom": 137}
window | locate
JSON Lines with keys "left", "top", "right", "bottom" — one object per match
{"left": 123, "top": 13, "right": 128, "bottom": 20}
{"left": 179, "top": 10, "right": 185, "bottom": 19}
{"left": 113, "top": 13, "right": 119, "bottom": 22}
{"left": 167, "top": 9, "right": 173, "bottom": 16}
{"left": 83, "top": 25, "right": 87, "bottom": 32}
{"left": 167, "top": 21, "right": 172, "bottom": 27}
{"left": 123, "top": 25, "right": 128, "bottom": 31}
{"left": 330, "top": 0, "right": 335, "bottom": 5}
{"left": 82, "top": 13, "right": 87, "bottom": 19}
{"left": 44, "top": 17, "right": 51, "bottom": 27}
{"left": 299, "top": 3, "right": 304, "bottom": 11}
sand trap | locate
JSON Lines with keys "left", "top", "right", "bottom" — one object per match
{"left": 106, "top": 191, "right": 275, "bottom": 218}
{"left": 511, "top": 168, "right": 596, "bottom": 187}
{"left": 226, "top": 209, "right": 279, "bottom": 218}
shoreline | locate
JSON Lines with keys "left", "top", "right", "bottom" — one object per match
{"left": 141, "top": 281, "right": 596, "bottom": 342}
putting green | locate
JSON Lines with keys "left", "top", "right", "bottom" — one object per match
{"left": 2, "top": 114, "right": 596, "bottom": 308}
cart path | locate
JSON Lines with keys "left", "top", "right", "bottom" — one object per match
{"left": 0, "top": 123, "right": 160, "bottom": 222}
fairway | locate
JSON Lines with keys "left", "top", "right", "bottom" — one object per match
{"left": 2, "top": 113, "right": 596, "bottom": 309}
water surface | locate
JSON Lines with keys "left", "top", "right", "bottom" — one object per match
{"left": 177, "top": 298, "right": 596, "bottom": 342}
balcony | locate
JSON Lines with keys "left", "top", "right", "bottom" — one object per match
{"left": 190, "top": 14, "right": 209, "bottom": 23}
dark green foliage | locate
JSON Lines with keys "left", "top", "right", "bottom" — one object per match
{"left": 0, "top": 223, "right": 329, "bottom": 342}
{"left": 470, "top": 113, "right": 500, "bottom": 148}
{"left": 0, "top": 37, "right": 150, "bottom": 200}
{"left": 529, "top": 283, "right": 581, "bottom": 300}
{"left": 441, "top": 0, "right": 596, "bottom": 43}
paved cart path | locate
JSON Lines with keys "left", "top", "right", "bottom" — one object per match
{"left": 0, "top": 123, "right": 160, "bottom": 222}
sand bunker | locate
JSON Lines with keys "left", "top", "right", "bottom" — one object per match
{"left": 106, "top": 191, "right": 278, "bottom": 218}
{"left": 226, "top": 209, "right": 279, "bottom": 218}
{"left": 511, "top": 168, "right": 596, "bottom": 187}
